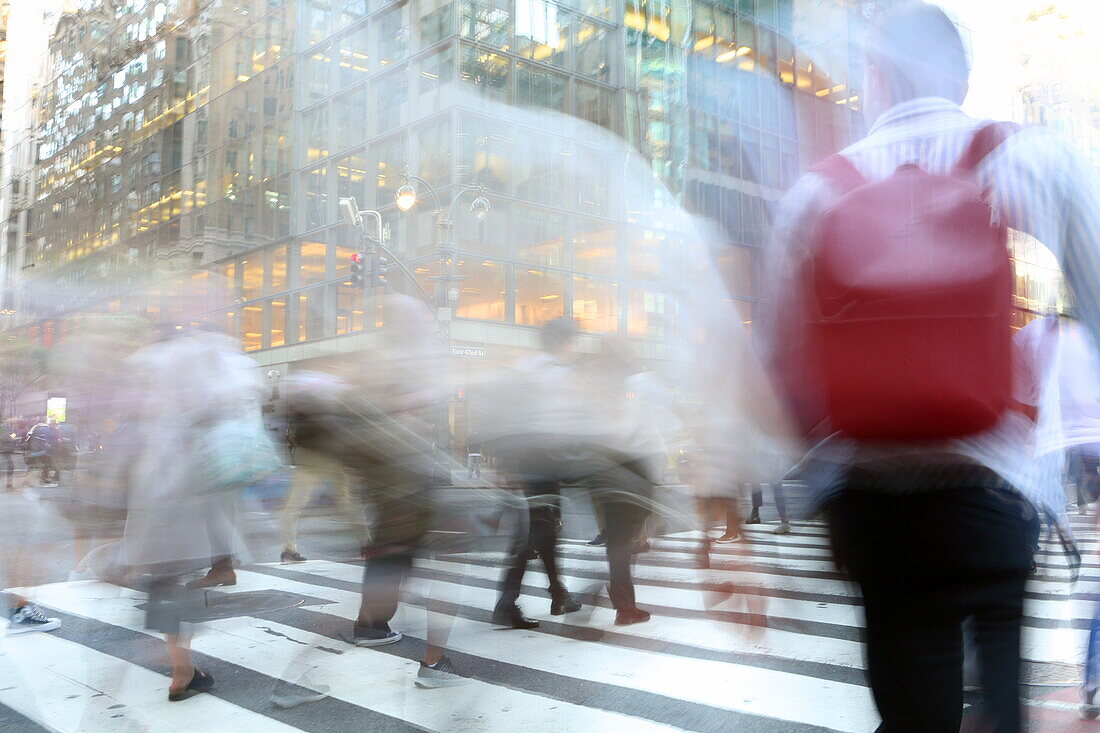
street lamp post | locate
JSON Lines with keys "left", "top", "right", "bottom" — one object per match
{"left": 394, "top": 175, "right": 490, "bottom": 330}
{"left": 394, "top": 175, "right": 490, "bottom": 483}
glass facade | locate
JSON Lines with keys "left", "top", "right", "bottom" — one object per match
{"left": 10, "top": 0, "right": 869, "bottom": 358}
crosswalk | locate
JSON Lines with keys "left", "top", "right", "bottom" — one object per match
{"left": 3, "top": 514, "right": 1099, "bottom": 732}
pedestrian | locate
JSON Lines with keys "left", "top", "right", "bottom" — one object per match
{"left": 0, "top": 428, "right": 17, "bottom": 490}
{"left": 117, "top": 323, "right": 279, "bottom": 700}
{"left": 277, "top": 412, "right": 363, "bottom": 564}
{"left": 762, "top": 4, "right": 1100, "bottom": 730}
{"left": 489, "top": 318, "right": 584, "bottom": 629}
{"left": 1015, "top": 307, "right": 1100, "bottom": 718}
{"left": 25, "top": 417, "right": 60, "bottom": 487}
{"left": 466, "top": 440, "right": 482, "bottom": 479}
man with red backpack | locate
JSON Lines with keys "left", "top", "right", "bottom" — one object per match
{"left": 762, "top": 4, "right": 1100, "bottom": 731}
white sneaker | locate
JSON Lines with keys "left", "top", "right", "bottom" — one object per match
{"left": 7, "top": 604, "right": 61, "bottom": 634}
{"left": 271, "top": 673, "right": 330, "bottom": 709}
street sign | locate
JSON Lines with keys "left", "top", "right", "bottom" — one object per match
{"left": 449, "top": 346, "right": 486, "bottom": 358}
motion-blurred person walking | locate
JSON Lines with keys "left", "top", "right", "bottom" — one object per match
{"left": 490, "top": 318, "right": 584, "bottom": 629}
{"left": 277, "top": 418, "right": 363, "bottom": 563}
{"left": 287, "top": 294, "right": 469, "bottom": 687}
{"left": 764, "top": 4, "right": 1100, "bottom": 730}
{"left": 117, "top": 323, "right": 279, "bottom": 701}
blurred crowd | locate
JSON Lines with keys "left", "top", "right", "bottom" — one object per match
{"left": 7, "top": 3, "right": 1100, "bottom": 731}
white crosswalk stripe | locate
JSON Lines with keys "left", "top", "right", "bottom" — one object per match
{"left": 4, "top": 512, "right": 1100, "bottom": 732}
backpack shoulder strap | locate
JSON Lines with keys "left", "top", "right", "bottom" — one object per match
{"left": 953, "top": 121, "right": 1022, "bottom": 175}
{"left": 809, "top": 154, "right": 866, "bottom": 195}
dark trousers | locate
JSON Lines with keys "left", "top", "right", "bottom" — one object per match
{"left": 603, "top": 498, "right": 647, "bottom": 610}
{"left": 359, "top": 550, "right": 415, "bottom": 629}
{"left": 498, "top": 481, "right": 565, "bottom": 609}
{"left": 827, "top": 486, "right": 1039, "bottom": 733}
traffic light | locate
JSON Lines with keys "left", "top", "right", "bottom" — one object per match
{"left": 349, "top": 251, "right": 366, "bottom": 288}
{"left": 372, "top": 254, "right": 389, "bottom": 287}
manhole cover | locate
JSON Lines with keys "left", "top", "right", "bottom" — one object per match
{"left": 183, "top": 589, "right": 306, "bottom": 622}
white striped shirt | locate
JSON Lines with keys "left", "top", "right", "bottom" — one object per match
{"left": 762, "top": 97, "right": 1100, "bottom": 523}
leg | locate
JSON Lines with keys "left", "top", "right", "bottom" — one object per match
{"left": 604, "top": 500, "right": 645, "bottom": 611}
{"left": 749, "top": 484, "right": 762, "bottom": 522}
{"left": 971, "top": 571, "right": 1028, "bottom": 733}
{"left": 496, "top": 501, "right": 534, "bottom": 611}
{"left": 860, "top": 584, "right": 965, "bottom": 732}
{"left": 773, "top": 482, "right": 790, "bottom": 523}
{"left": 278, "top": 457, "right": 323, "bottom": 554}
{"left": 357, "top": 549, "right": 415, "bottom": 630}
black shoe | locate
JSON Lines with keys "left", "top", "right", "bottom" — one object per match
{"left": 492, "top": 604, "right": 539, "bottom": 629}
{"left": 168, "top": 669, "right": 215, "bottom": 701}
{"left": 281, "top": 550, "right": 307, "bottom": 563}
{"left": 614, "top": 608, "right": 651, "bottom": 626}
{"left": 587, "top": 533, "right": 606, "bottom": 547}
{"left": 745, "top": 512, "right": 761, "bottom": 524}
{"left": 353, "top": 623, "right": 403, "bottom": 646}
{"left": 550, "top": 592, "right": 582, "bottom": 616}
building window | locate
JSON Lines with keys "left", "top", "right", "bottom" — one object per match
{"left": 304, "top": 105, "right": 329, "bottom": 163}
{"left": 572, "top": 275, "right": 618, "bottom": 333}
{"left": 460, "top": 0, "right": 511, "bottom": 49}
{"left": 572, "top": 218, "right": 616, "bottom": 276}
{"left": 336, "top": 284, "right": 365, "bottom": 333}
{"left": 420, "top": 0, "right": 455, "bottom": 47}
{"left": 515, "top": 267, "right": 565, "bottom": 326}
{"left": 242, "top": 303, "right": 263, "bottom": 351}
{"left": 378, "top": 7, "right": 409, "bottom": 67}
{"left": 573, "top": 20, "right": 611, "bottom": 82}
{"left": 297, "top": 238, "right": 329, "bottom": 287}
{"left": 515, "top": 0, "right": 568, "bottom": 67}
{"left": 515, "top": 61, "right": 566, "bottom": 113}
{"left": 336, "top": 25, "right": 370, "bottom": 89}
{"left": 459, "top": 44, "right": 510, "bottom": 102}
{"left": 515, "top": 206, "right": 565, "bottom": 267}
{"left": 455, "top": 257, "right": 506, "bottom": 321}
{"left": 269, "top": 298, "right": 287, "bottom": 347}
{"left": 627, "top": 287, "right": 670, "bottom": 339}
{"left": 457, "top": 114, "right": 510, "bottom": 192}
{"left": 305, "top": 165, "right": 328, "bottom": 229}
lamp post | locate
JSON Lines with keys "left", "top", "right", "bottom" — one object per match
{"left": 394, "top": 175, "right": 490, "bottom": 484}
{"left": 394, "top": 175, "right": 489, "bottom": 329}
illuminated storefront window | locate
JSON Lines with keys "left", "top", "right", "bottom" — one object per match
{"left": 515, "top": 267, "right": 565, "bottom": 326}
{"left": 573, "top": 275, "right": 618, "bottom": 333}
{"left": 455, "top": 258, "right": 506, "bottom": 321}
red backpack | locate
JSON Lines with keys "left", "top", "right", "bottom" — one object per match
{"left": 793, "top": 122, "right": 1019, "bottom": 441}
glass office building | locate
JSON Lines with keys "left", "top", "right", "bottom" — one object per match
{"left": 8, "top": 0, "right": 870, "bottom": 444}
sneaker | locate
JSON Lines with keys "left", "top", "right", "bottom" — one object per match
{"left": 614, "top": 607, "right": 652, "bottom": 626}
{"left": 7, "top": 604, "right": 61, "bottom": 635}
{"left": 281, "top": 550, "right": 307, "bottom": 563}
{"left": 714, "top": 533, "right": 739, "bottom": 544}
{"left": 773, "top": 522, "right": 792, "bottom": 535}
{"left": 631, "top": 540, "right": 651, "bottom": 554}
{"left": 587, "top": 533, "right": 606, "bottom": 547}
{"left": 271, "top": 674, "right": 331, "bottom": 709}
{"left": 415, "top": 655, "right": 470, "bottom": 688}
{"left": 745, "top": 512, "right": 761, "bottom": 524}
{"left": 353, "top": 623, "right": 402, "bottom": 647}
